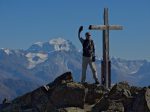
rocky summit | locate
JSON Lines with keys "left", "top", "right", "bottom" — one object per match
{"left": 0, "top": 72, "right": 150, "bottom": 112}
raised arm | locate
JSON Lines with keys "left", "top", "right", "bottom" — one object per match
{"left": 78, "top": 26, "right": 84, "bottom": 44}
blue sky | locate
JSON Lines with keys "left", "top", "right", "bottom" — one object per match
{"left": 0, "top": 0, "right": 150, "bottom": 60}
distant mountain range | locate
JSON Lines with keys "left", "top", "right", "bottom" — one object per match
{"left": 0, "top": 38, "right": 150, "bottom": 102}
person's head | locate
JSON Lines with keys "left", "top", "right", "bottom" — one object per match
{"left": 85, "top": 32, "right": 91, "bottom": 40}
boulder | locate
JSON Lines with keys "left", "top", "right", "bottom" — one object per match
{"left": 50, "top": 82, "right": 85, "bottom": 109}
{"left": 92, "top": 82, "right": 132, "bottom": 112}
{"left": 108, "top": 82, "right": 131, "bottom": 100}
{"left": 2, "top": 86, "right": 54, "bottom": 112}
{"left": 1, "top": 72, "right": 77, "bottom": 112}
{"left": 83, "top": 83, "right": 106, "bottom": 104}
{"left": 132, "top": 87, "right": 150, "bottom": 112}
{"left": 107, "top": 101, "right": 124, "bottom": 112}
{"left": 108, "top": 82, "right": 133, "bottom": 112}
{"left": 92, "top": 97, "right": 109, "bottom": 112}
{"left": 92, "top": 98, "right": 124, "bottom": 112}
{"left": 2, "top": 71, "right": 150, "bottom": 112}
{"left": 49, "top": 71, "right": 73, "bottom": 87}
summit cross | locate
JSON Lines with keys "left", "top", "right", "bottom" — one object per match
{"left": 89, "top": 8, "right": 123, "bottom": 88}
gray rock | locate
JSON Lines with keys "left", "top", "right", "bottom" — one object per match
{"left": 48, "top": 71, "right": 73, "bottom": 87}
{"left": 92, "top": 98, "right": 124, "bottom": 112}
{"left": 0, "top": 72, "right": 77, "bottom": 112}
{"left": 1, "top": 72, "right": 150, "bottom": 112}
{"left": 132, "top": 87, "right": 150, "bottom": 112}
{"left": 92, "top": 82, "right": 132, "bottom": 112}
{"left": 107, "top": 101, "right": 124, "bottom": 112}
{"left": 92, "top": 97, "right": 109, "bottom": 112}
{"left": 50, "top": 82, "right": 85, "bottom": 109}
{"left": 83, "top": 83, "right": 106, "bottom": 104}
{"left": 108, "top": 82, "right": 131, "bottom": 100}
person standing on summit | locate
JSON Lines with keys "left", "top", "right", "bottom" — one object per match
{"left": 78, "top": 26, "right": 99, "bottom": 84}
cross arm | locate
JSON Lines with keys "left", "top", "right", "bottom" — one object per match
{"left": 89, "top": 25, "right": 123, "bottom": 30}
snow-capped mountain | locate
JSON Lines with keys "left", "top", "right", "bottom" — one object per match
{"left": 25, "top": 38, "right": 77, "bottom": 69}
{"left": 0, "top": 38, "right": 149, "bottom": 102}
{"left": 27, "top": 38, "right": 76, "bottom": 53}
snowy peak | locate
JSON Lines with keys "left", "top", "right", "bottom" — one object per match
{"left": 0, "top": 48, "right": 13, "bottom": 55}
{"left": 27, "top": 38, "right": 76, "bottom": 53}
{"left": 0, "top": 48, "right": 24, "bottom": 56}
{"left": 34, "top": 42, "right": 44, "bottom": 47}
{"left": 25, "top": 38, "right": 78, "bottom": 69}
{"left": 49, "top": 38, "right": 70, "bottom": 51}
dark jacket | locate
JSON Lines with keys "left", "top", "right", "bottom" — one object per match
{"left": 79, "top": 37, "right": 95, "bottom": 57}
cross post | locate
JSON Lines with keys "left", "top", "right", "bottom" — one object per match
{"left": 89, "top": 8, "right": 123, "bottom": 88}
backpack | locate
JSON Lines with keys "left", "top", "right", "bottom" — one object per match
{"left": 83, "top": 39, "right": 95, "bottom": 57}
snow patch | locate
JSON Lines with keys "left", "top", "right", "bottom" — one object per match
{"left": 26, "top": 52, "right": 48, "bottom": 69}
{"left": 34, "top": 42, "right": 43, "bottom": 47}
{"left": 129, "top": 71, "right": 138, "bottom": 74}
